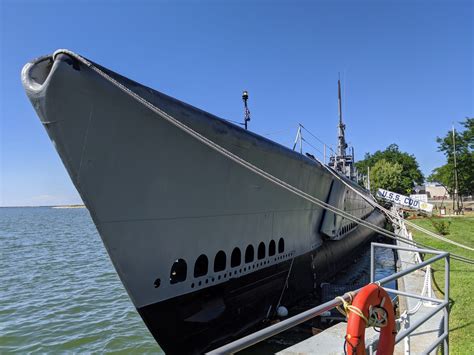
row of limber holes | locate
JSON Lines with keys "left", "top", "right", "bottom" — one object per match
{"left": 338, "top": 212, "right": 372, "bottom": 236}
{"left": 190, "top": 251, "right": 293, "bottom": 289}
{"left": 159, "top": 238, "right": 286, "bottom": 288}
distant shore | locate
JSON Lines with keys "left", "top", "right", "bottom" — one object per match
{"left": 51, "top": 205, "right": 86, "bottom": 209}
{"left": 0, "top": 205, "right": 86, "bottom": 208}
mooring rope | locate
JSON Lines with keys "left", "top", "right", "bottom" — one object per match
{"left": 318, "top": 158, "right": 474, "bottom": 252}
{"left": 51, "top": 49, "right": 474, "bottom": 265}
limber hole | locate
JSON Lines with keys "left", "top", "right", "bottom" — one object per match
{"left": 154, "top": 278, "right": 161, "bottom": 288}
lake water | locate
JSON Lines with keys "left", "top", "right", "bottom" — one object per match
{"left": 0, "top": 207, "right": 395, "bottom": 353}
{"left": 0, "top": 207, "right": 161, "bottom": 353}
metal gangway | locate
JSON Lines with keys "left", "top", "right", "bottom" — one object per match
{"left": 207, "top": 242, "right": 450, "bottom": 355}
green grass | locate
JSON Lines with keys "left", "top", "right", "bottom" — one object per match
{"left": 409, "top": 216, "right": 474, "bottom": 354}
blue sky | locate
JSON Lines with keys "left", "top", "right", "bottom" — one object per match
{"left": 1, "top": 0, "right": 472, "bottom": 206}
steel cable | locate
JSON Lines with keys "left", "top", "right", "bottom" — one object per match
{"left": 52, "top": 50, "right": 474, "bottom": 265}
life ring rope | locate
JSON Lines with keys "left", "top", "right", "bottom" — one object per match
{"left": 336, "top": 294, "right": 389, "bottom": 328}
{"left": 336, "top": 294, "right": 370, "bottom": 325}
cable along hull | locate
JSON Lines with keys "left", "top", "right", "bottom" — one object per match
{"left": 22, "top": 51, "right": 386, "bottom": 354}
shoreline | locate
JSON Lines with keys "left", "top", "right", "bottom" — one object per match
{"left": 0, "top": 205, "right": 86, "bottom": 209}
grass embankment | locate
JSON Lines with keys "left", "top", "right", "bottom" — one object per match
{"left": 409, "top": 217, "right": 474, "bottom": 354}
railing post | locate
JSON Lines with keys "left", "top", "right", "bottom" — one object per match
{"left": 444, "top": 254, "right": 450, "bottom": 354}
{"left": 370, "top": 243, "right": 375, "bottom": 283}
{"left": 404, "top": 318, "right": 410, "bottom": 355}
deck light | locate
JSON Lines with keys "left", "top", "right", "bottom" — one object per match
{"left": 242, "top": 90, "right": 250, "bottom": 130}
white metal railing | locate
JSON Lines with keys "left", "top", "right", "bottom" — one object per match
{"left": 206, "top": 242, "right": 450, "bottom": 355}
{"left": 370, "top": 243, "right": 450, "bottom": 355}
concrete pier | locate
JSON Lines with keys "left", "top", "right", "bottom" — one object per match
{"left": 276, "top": 323, "right": 379, "bottom": 355}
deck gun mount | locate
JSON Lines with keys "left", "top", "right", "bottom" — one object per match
{"left": 328, "top": 79, "right": 357, "bottom": 181}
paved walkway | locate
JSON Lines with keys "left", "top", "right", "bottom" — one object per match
{"left": 277, "top": 322, "right": 379, "bottom": 354}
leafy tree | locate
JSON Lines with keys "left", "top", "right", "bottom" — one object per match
{"left": 370, "top": 159, "right": 404, "bottom": 194}
{"left": 428, "top": 117, "right": 474, "bottom": 196}
{"left": 355, "top": 144, "right": 424, "bottom": 194}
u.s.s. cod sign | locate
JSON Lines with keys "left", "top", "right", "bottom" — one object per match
{"left": 376, "top": 188, "right": 434, "bottom": 213}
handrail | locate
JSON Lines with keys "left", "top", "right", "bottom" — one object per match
{"left": 206, "top": 243, "right": 450, "bottom": 354}
{"left": 372, "top": 242, "right": 450, "bottom": 354}
{"left": 395, "top": 301, "right": 448, "bottom": 344}
{"left": 423, "top": 332, "right": 448, "bottom": 355}
{"left": 382, "top": 288, "right": 440, "bottom": 304}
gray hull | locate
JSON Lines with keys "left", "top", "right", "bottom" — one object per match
{"left": 22, "top": 50, "right": 385, "bottom": 353}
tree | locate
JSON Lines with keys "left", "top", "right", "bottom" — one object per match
{"left": 355, "top": 144, "right": 424, "bottom": 194}
{"left": 428, "top": 117, "right": 474, "bottom": 196}
{"left": 370, "top": 159, "right": 404, "bottom": 195}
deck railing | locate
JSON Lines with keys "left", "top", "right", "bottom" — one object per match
{"left": 206, "top": 242, "right": 450, "bottom": 355}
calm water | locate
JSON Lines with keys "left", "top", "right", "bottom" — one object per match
{"left": 1, "top": 207, "right": 395, "bottom": 353}
{"left": 0, "top": 207, "right": 161, "bottom": 353}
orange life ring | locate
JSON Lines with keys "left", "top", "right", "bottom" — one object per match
{"left": 345, "top": 283, "right": 396, "bottom": 355}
